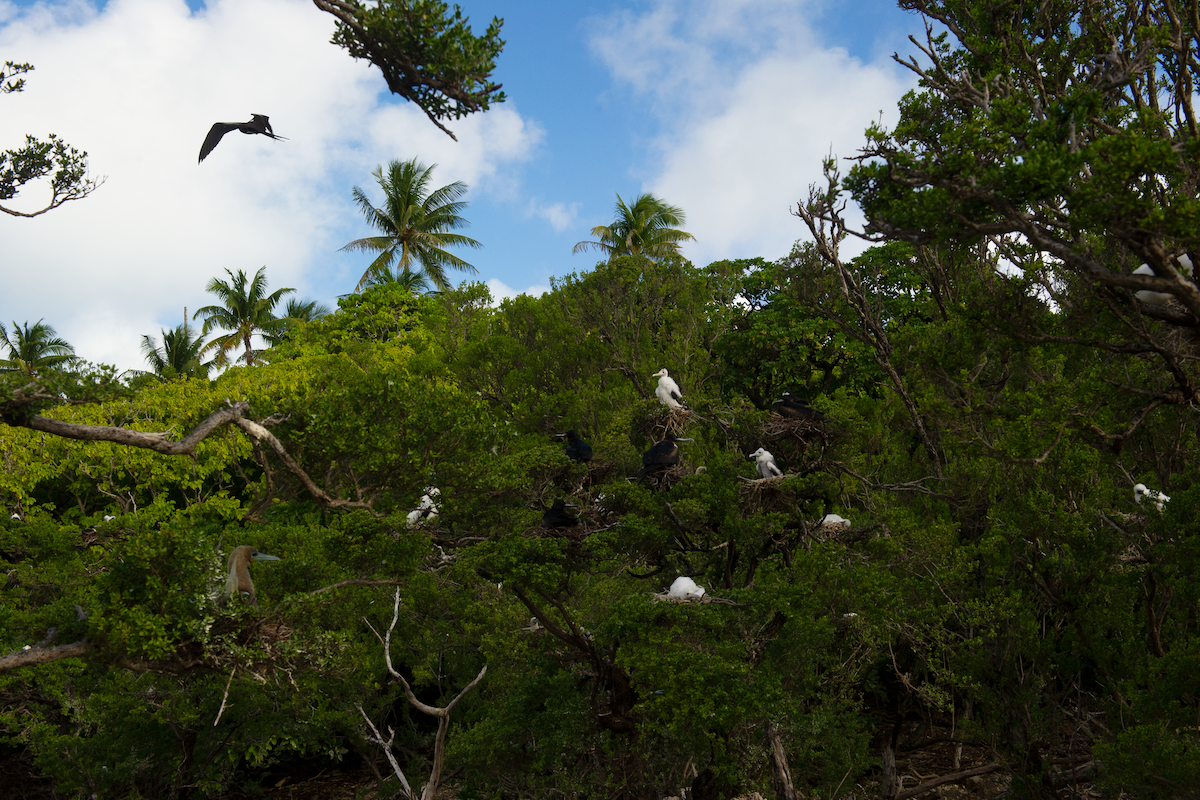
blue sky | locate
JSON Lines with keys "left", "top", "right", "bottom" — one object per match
{"left": 0, "top": 0, "right": 921, "bottom": 371}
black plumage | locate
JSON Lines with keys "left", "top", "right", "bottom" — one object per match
{"left": 198, "top": 114, "right": 286, "bottom": 163}
{"left": 557, "top": 430, "right": 593, "bottom": 463}
{"left": 774, "top": 392, "right": 824, "bottom": 422}
{"left": 542, "top": 499, "right": 580, "bottom": 529}
{"left": 635, "top": 434, "right": 693, "bottom": 480}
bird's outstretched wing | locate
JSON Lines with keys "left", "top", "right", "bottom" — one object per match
{"left": 198, "top": 122, "right": 239, "bottom": 163}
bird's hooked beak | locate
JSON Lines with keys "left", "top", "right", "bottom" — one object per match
{"left": 651, "top": 369, "right": 667, "bottom": 378}
{"left": 251, "top": 551, "right": 281, "bottom": 563}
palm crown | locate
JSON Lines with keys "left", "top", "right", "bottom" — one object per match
{"left": 341, "top": 158, "right": 482, "bottom": 292}
{"left": 192, "top": 267, "right": 294, "bottom": 368}
{"left": 0, "top": 319, "right": 76, "bottom": 377}
{"left": 141, "top": 322, "right": 208, "bottom": 381}
{"left": 573, "top": 193, "right": 696, "bottom": 260}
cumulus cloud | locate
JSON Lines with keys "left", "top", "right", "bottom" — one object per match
{"left": 526, "top": 199, "right": 580, "bottom": 233}
{"left": 588, "top": 0, "right": 914, "bottom": 265}
{"left": 486, "top": 278, "right": 550, "bottom": 304}
{"left": 0, "top": 0, "right": 541, "bottom": 371}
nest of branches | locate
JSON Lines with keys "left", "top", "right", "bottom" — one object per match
{"left": 631, "top": 407, "right": 693, "bottom": 443}
{"left": 736, "top": 474, "right": 806, "bottom": 515}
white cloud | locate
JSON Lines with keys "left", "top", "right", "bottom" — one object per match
{"left": 486, "top": 278, "right": 549, "bottom": 305}
{"left": 526, "top": 198, "right": 580, "bottom": 233}
{"left": 0, "top": 0, "right": 542, "bottom": 371}
{"left": 588, "top": 0, "right": 914, "bottom": 265}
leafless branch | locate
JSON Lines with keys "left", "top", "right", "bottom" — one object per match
{"left": 0, "top": 627, "right": 90, "bottom": 671}
{"left": 367, "top": 588, "right": 487, "bottom": 800}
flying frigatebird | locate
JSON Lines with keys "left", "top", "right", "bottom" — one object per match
{"left": 198, "top": 114, "right": 286, "bottom": 163}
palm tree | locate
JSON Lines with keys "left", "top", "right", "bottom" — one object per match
{"left": 193, "top": 267, "right": 294, "bottom": 368}
{"left": 359, "top": 265, "right": 434, "bottom": 295}
{"left": 341, "top": 158, "right": 482, "bottom": 292}
{"left": 141, "top": 322, "right": 208, "bottom": 380}
{"left": 0, "top": 319, "right": 76, "bottom": 377}
{"left": 573, "top": 193, "right": 696, "bottom": 260}
{"left": 263, "top": 298, "right": 333, "bottom": 347}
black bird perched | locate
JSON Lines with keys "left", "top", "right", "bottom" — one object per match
{"left": 198, "top": 114, "right": 286, "bottom": 163}
{"left": 555, "top": 430, "right": 593, "bottom": 463}
{"left": 774, "top": 392, "right": 824, "bottom": 422}
{"left": 542, "top": 499, "right": 580, "bottom": 529}
{"left": 636, "top": 434, "right": 694, "bottom": 480}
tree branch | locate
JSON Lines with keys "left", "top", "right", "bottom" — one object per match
{"left": 0, "top": 627, "right": 90, "bottom": 671}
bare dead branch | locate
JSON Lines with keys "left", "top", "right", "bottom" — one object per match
{"left": 370, "top": 588, "right": 487, "bottom": 800}
{"left": 212, "top": 665, "right": 237, "bottom": 727}
{"left": 895, "top": 763, "right": 1003, "bottom": 800}
{"left": 356, "top": 701, "right": 415, "bottom": 799}
{"left": 2, "top": 392, "right": 382, "bottom": 515}
{"left": 15, "top": 401, "right": 251, "bottom": 455}
{"left": 0, "top": 627, "right": 90, "bottom": 671}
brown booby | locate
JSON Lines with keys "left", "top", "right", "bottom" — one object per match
{"left": 222, "top": 546, "right": 281, "bottom": 606}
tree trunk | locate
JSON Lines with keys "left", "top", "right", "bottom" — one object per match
{"left": 880, "top": 745, "right": 898, "bottom": 800}
{"left": 766, "top": 722, "right": 799, "bottom": 800}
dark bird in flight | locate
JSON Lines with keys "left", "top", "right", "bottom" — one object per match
{"left": 198, "top": 114, "right": 286, "bottom": 163}
{"left": 542, "top": 499, "right": 580, "bottom": 529}
{"left": 555, "top": 430, "right": 593, "bottom": 463}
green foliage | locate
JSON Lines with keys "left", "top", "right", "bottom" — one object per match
{"left": 5, "top": 227, "right": 1200, "bottom": 798}
{"left": 1, "top": 59, "right": 100, "bottom": 218}
{"left": 318, "top": 0, "right": 505, "bottom": 139}
{"left": 193, "top": 266, "right": 294, "bottom": 368}
{"left": 0, "top": 319, "right": 76, "bottom": 377}
{"left": 573, "top": 192, "right": 697, "bottom": 260}
{"left": 342, "top": 157, "right": 482, "bottom": 292}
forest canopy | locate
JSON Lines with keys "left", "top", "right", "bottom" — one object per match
{"left": 4, "top": 1, "right": 1200, "bottom": 798}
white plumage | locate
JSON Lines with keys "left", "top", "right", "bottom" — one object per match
{"left": 1134, "top": 483, "right": 1170, "bottom": 512}
{"left": 406, "top": 487, "right": 441, "bottom": 527}
{"left": 651, "top": 368, "right": 686, "bottom": 410}
{"left": 667, "top": 576, "right": 706, "bottom": 601}
{"left": 749, "top": 447, "right": 783, "bottom": 479}
{"left": 820, "top": 513, "right": 851, "bottom": 528}
{"left": 1133, "top": 254, "right": 1194, "bottom": 305}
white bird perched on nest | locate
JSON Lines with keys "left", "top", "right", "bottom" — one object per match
{"left": 666, "top": 576, "right": 706, "bottom": 601}
{"left": 749, "top": 447, "right": 783, "bottom": 479}
{"left": 1133, "top": 254, "right": 1194, "bottom": 305}
{"left": 820, "top": 513, "right": 851, "bottom": 528}
{"left": 1134, "top": 483, "right": 1170, "bottom": 512}
{"left": 406, "top": 487, "right": 440, "bottom": 527}
{"left": 651, "top": 368, "right": 687, "bottom": 410}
